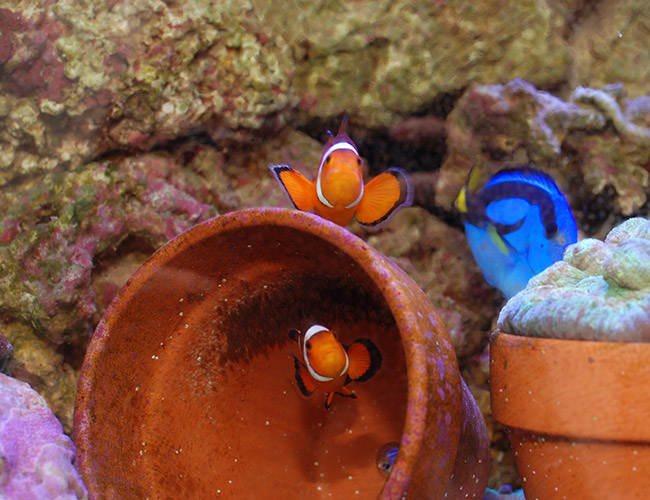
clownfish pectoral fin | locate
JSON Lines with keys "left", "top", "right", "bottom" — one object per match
{"left": 288, "top": 328, "right": 300, "bottom": 342}
{"left": 337, "top": 386, "right": 356, "bottom": 399}
{"left": 293, "top": 355, "right": 316, "bottom": 397}
{"left": 346, "top": 338, "right": 382, "bottom": 382}
{"left": 268, "top": 164, "right": 315, "bottom": 212}
{"left": 356, "top": 168, "right": 413, "bottom": 230}
{"left": 324, "top": 387, "right": 356, "bottom": 410}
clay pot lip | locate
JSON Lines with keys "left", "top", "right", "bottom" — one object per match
{"left": 490, "top": 329, "right": 650, "bottom": 441}
{"left": 73, "top": 207, "right": 433, "bottom": 495}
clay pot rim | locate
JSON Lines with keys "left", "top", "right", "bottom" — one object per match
{"left": 74, "top": 207, "right": 450, "bottom": 496}
{"left": 490, "top": 329, "right": 650, "bottom": 441}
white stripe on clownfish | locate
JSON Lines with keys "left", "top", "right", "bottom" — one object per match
{"left": 302, "top": 324, "right": 349, "bottom": 382}
{"left": 316, "top": 142, "right": 360, "bottom": 209}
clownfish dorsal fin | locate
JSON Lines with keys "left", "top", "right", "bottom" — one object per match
{"left": 346, "top": 338, "right": 382, "bottom": 381}
{"left": 338, "top": 114, "right": 349, "bottom": 135}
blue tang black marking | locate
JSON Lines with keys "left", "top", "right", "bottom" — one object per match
{"left": 456, "top": 167, "right": 578, "bottom": 299}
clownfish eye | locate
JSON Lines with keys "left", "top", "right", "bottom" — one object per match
{"left": 356, "top": 158, "right": 362, "bottom": 166}
{"left": 325, "top": 155, "right": 331, "bottom": 163}
{"left": 306, "top": 342, "right": 312, "bottom": 350}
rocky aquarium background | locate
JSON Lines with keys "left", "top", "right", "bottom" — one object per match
{"left": 1, "top": 0, "right": 649, "bottom": 493}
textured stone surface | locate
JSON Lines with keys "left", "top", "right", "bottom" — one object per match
{"left": 254, "top": 0, "right": 570, "bottom": 124}
{"left": 566, "top": 0, "right": 650, "bottom": 97}
{"left": 0, "top": 0, "right": 295, "bottom": 183}
{"left": 0, "top": 154, "right": 216, "bottom": 343}
{"left": 498, "top": 217, "right": 650, "bottom": 341}
{"left": 0, "top": 152, "right": 217, "bottom": 430}
{"left": 0, "top": 331, "right": 13, "bottom": 375}
{"left": 367, "top": 207, "right": 503, "bottom": 358}
{"left": 0, "top": 373, "right": 87, "bottom": 499}
{"left": 437, "top": 80, "right": 650, "bottom": 237}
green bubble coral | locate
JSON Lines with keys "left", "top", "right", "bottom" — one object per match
{"left": 498, "top": 217, "right": 650, "bottom": 342}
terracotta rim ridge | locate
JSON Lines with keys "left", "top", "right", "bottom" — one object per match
{"left": 491, "top": 330, "right": 650, "bottom": 441}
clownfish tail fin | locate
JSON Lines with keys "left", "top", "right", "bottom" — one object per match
{"left": 357, "top": 168, "right": 413, "bottom": 230}
{"left": 269, "top": 164, "right": 315, "bottom": 212}
{"left": 346, "top": 338, "right": 382, "bottom": 382}
{"left": 293, "top": 355, "right": 315, "bottom": 397}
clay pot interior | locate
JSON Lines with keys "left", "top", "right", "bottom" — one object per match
{"left": 76, "top": 213, "right": 410, "bottom": 499}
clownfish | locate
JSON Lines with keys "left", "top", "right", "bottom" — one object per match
{"left": 269, "top": 115, "right": 413, "bottom": 229}
{"left": 456, "top": 166, "right": 578, "bottom": 299}
{"left": 289, "top": 323, "right": 382, "bottom": 410}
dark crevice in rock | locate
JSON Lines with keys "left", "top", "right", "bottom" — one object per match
{"left": 296, "top": 91, "right": 461, "bottom": 176}
{"left": 55, "top": 332, "right": 89, "bottom": 371}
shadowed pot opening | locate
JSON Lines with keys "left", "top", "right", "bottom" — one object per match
{"left": 75, "top": 213, "right": 410, "bottom": 499}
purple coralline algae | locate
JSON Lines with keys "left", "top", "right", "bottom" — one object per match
{"left": 498, "top": 217, "right": 650, "bottom": 342}
{"left": 0, "top": 373, "right": 87, "bottom": 499}
{"left": 0, "top": 153, "right": 216, "bottom": 430}
{"left": 0, "top": 0, "right": 601, "bottom": 184}
{"left": 0, "top": 1, "right": 295, "bottom": 183}
{"left": 0, "top": 155, "right": 216, "bottom": 344}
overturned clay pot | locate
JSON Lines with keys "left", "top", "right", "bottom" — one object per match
{"left": 74, "top": 208, "right": 490, "bottom": 500}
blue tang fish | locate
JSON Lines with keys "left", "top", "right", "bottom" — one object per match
{"left": 376, "top": 442, "right": 400, "bottom": 477}
{"left": 456, "top": 166, "right": 577, "bottom": 299}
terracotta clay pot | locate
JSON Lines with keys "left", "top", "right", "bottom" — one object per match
{"left": 74, "top": 208, "right": 490, "bottom": 500}
{"left": 490, "top": 330, "right": 650, "bottom": 500}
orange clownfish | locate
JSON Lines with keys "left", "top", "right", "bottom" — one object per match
{"left": 289, "top": 323, "right": 382, "bottom": 410}
{"left": 269, "top": 115, "right": 413, "bottom": 229}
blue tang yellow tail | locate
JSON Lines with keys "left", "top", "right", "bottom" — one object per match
{"left": 456, "top": 166, "right": 578, "bottom": 299}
